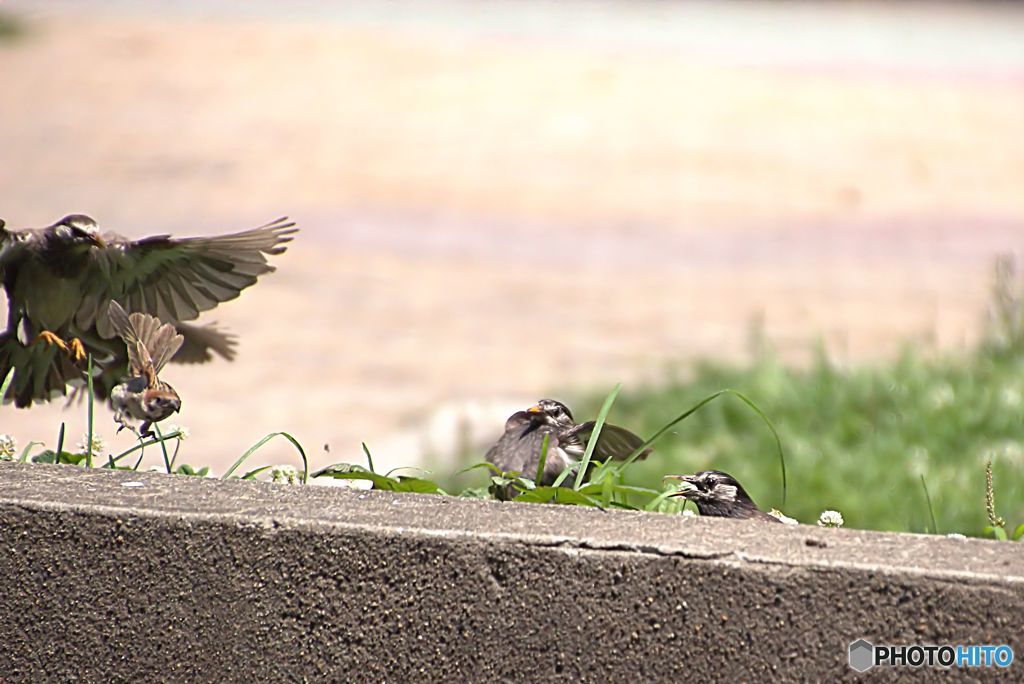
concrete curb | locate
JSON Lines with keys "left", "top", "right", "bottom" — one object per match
{"left": 0, "top": 463, "right": 1021, "bottom": 681}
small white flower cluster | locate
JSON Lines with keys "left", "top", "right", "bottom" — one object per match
{"left": 946, "top": 533, "right": 968, "bottom": 541}
{"left": 926, "top": 382, "right": 955, "bottom": 410}
{"left": 76, "top": 433, "right": 105, "bottom": 455}
{"left": 769, "top": 509, "right": 799, "bottom": 525}
{"left": 0, "top": 434, "right": 16, "bottom": 460}
{"left": 817, "top": 510, "right": 844, "bottom": 528}
{"left": 270, "top": 464, "right": 299, "bottom": 485}
{"left": 165, "top": 424, "right": 190, "bottom": 441}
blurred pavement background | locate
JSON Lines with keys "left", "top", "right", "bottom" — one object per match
{"left": 1, "top": 0, "right": 1022, "bottom": 473}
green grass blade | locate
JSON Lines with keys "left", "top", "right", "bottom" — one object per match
{"left": 85, "top": 354, "right": 95, "bottom": 468}
{"left": 240, "top": 465, "right": 274, "bottom": 480}
{"left": 154, "top": 423, "right": 172, "bottom": 473}
{"left": 454, "top": 461, "right": 505, "bottom": 477}
{"left": 106, "top": 431, "right": 178, "bottom": 466}
{"left": 169, "top": 439, "right": 182, "bottom": 472}
{"left": 614, "top": 388, "right": 787, "bottom": 506}
{"left": 920, "top": 474, "right": 938, "bottom": 534}
{"left": 574, "top": 383, "right": 621, "bottom": 490}
{"left": 534, "top": 433, "right": 550, "bottom": 484}
{"left": 643, "top": 485, "right": 686, "bottom": 512}
{"left": 0, "top": 367, "right": 14, "bottom": 402}
{"left": 55, "top": 422, "right": 65, "bottom": 463}
{"left": 223, "top": 432, "right": 308, "bottom": 483}
{"left": 362, "top": 442, "right": 376, "bottom": 473}
{"left": 18, "top": 441, "right": 42, "bottom": 463}
{"left": 551, "top": 461, "right": 577, "bottom": 488}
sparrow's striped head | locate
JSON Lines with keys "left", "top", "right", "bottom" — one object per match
{"left": 526, "top": 398, "right": 575, "bottom": 428}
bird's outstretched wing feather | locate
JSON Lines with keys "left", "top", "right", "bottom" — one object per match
{"left": 171, "top": 321, "right": 237, "bottom": 363}
{"left": 568, "top": 422, "right": 652, "bottom": 462}
{"left": 78, "top": 217, "right": 297, "bottom": 339}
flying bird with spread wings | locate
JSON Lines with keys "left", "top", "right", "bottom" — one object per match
{"left": 108, "top": 300, "right": 183, "bottom": 438}
{"left": 0, "top": 214, "right": 297, "bottom": 407}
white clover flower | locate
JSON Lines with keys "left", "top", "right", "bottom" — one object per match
{"left": 270, "top": 464, "right": 299, "bottom": 485}
{"left": 165, "top": 424, "right": 190, "bottom": 441}
{"left": 1000, "top": 387, "right": 1022, "bottom": 409}
{"left": 817, "top": 510, "right": 844, "bottom": 528}
{"left": 769, "top": 509, "right": 799, "bottom": 525}
{"left": 946, "top": 533, "right": 967, "bottom": 540}
{"left": 76, "top": 433, "right": 105, "bottom": 454}
{"left": 926, "top": 383, "right": 955, "bottom": 410}
{"left": 0, "top": 434, "right": 16, "bottom": 460}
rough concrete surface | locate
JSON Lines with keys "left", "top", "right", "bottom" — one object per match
{"left": 0, "top": 463, "right": 1021, "bottom": 682}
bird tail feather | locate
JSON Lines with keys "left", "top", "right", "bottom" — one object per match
{"left": 107, "top": 301, "right": 184, "bottom": 376}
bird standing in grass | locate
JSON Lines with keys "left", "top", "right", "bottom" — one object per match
{"left": 0, "top": 214, "right": 296, "bottom": 406}
{"left": 486, "top": 399, "right": 651, "bottom": 490}
{"left": 108, "top": 301, "right": 183, "bottom": 438}
{"left": 666, "top": 470, "right": 780, "bottom": 522}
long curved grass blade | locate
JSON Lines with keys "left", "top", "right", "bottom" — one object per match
{"left": 107, "top": 431, "right": 181, "bottom": 467}
{"left": 18, "top": 441, "right": 42, "bottom": 463}
{"left": 223, "top": 432, "right": 308, "bottom": 483}
{"left": 574, "top": 383, "right": 621, "bottom": 490}
{"left": 384, "top": 466, "right": 434, "bottom": 479}
{"left": 240, "top": 465, "right": 273, "bottom": 480}
{"left": 615, "top": 388, "right": 788, "bottom": 506}
{"left": 454, "top": 461, "right": 505, "bottom": 477}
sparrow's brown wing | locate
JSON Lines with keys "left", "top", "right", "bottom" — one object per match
{"left": 108, "top": 301, "right": 184, "bottom": 377}
{"left": 568, "top": 422, "right": 652, "bottom": 462}
{"left": 134, "top": 314, "right": 184, "bottom": 374}
{"left": 75, "top": 217, "right": 297, "bottom": 339}
{"left": 108, "top": 301, "right": 144, "bottom": 376}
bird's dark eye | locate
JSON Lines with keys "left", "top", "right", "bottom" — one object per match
{"left": 705, "top": 476, "right": 718, "bottom": 488}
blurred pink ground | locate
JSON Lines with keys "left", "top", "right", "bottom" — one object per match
{"left": 1, "top": 1, "right": 1022, "bottom": 473}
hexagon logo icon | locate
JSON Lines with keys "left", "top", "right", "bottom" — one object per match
{"left": 849, "top": 639, "right": 875, "bottom": 672}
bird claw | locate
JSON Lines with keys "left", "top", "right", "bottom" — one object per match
{"left": 33, "top": 331, "right": 88, "bottom": 364}
{"left": 67, "top": 338, "right": 87, "bottom": 363}
{"left": 34, "top": 330, "right": 68, "bottom": 352}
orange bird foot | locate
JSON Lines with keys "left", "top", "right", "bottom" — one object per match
{"left": 34, "top": 331, "right": 88, "bottom": 363}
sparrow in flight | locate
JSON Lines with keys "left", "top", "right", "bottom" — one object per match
{"left": 0, "top": 214, "right": 296, "bottom": 406}
{"left": 108, "top": 300, "right": 183, "bottom": 438}
{"left": 666, "top": 470, "right": 780, "bottom": 523}
{"left": 486, "top": 398, "right": 651, "bottom": 491}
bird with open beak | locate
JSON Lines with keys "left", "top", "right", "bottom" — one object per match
{"left": 485, "top": 398, "right": 651, "bottom": 492}
{"left": 666, "top": 470, "right": 780, "bottom": 522}
{"left": 107, "top": 301, "right": 183, "bottom": 438}
{"left": 0, "top": 213, "right": 295, "bottom": 406}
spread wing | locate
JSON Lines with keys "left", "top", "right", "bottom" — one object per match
{"left": 567, "top": 422, "right": 652, "bottom": 462}
{"left": 75, "top": 217, "right": 297, "bottom": 339}
{"left": 172, "top": 321, "right": 237, "bottom": 364}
